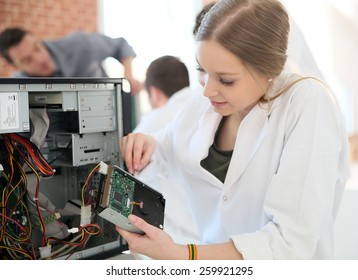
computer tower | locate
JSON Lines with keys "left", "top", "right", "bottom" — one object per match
{"left": 0, "top": 78, "right": 133, "bottom": 260}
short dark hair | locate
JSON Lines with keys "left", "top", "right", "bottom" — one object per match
{"left": 0, "top": 27, "right": 30, "bottom": 63}
{"left": 145, "top": 55, "right": 190, "bottom": 98}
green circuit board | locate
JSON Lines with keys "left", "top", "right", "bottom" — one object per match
{"left": 98, "top": 164, "right": 165, "bottom": 231}
{"left": 108, "top": 169, "right": 136, "bottom": 217}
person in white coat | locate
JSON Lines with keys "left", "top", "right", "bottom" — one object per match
{"left": 134, "top": 55, "right": 192, "bottom": 133}
{"left": 117, "top": 0, "right": 350, "bottom": 259}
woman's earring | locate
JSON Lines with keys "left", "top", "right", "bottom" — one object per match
{"left": 268, "top": 78, "right": 273, "bottom": 82}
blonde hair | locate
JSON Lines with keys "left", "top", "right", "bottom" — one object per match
{"left": 196, "top": 0, "right": 290, "bottom": 78}
{"left": 196, "top": 0, "right": 318, "bottom": 104}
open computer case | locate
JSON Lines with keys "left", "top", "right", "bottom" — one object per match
{"left": 0, "top": 78, "right": 133, "bottom": 259}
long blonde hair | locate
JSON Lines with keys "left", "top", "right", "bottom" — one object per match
{"left": 196, "top": 0, "right": 324, "bottom": 103}
{"left": 196, "top": 0, "right": 289, "bottom": 78}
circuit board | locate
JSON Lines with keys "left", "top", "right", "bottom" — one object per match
{"left": 97, "top": 164, "right": 165, "bottom": 233}
{"left": 108, "top": 169, "right": 136, "bottom": 217}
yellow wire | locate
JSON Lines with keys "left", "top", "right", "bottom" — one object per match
{"left": 81, "top": 163, "right": 100, "bottom": 206}
{"left": 0, "top": 174, "right": 8, "bottom": 240}
{"left": 0, "top": 245, "right": 34, "bottom": 260}
{"left": 1, "top": 135, "right": 35, "bottom": 257}
{"left": 4, "top": 199, "right": 32, "bottom": 242}
{"left": 1, "top": 163, "right": 30, "bottom": 243}
{"left": 82, "top": 224, "right": 101, "bottom": 236}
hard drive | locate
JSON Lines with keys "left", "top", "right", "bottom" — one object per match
{"left": 96, "top": 162, "right": 165, "bottom": 234}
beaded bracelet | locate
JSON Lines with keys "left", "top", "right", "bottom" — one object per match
{"left": 187, "top": 244, "right": 197, "bottom": 260}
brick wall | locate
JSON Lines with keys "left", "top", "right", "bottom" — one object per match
{"left": 0, "top": 0, "right": 98, "bottom": 77}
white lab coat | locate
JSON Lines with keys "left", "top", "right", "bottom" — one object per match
{"left": 144, "top": 72, "right": 350, "bottom": 259}
{"left": 134, "top": 87, "right": 195, "bottom": 133}
{"left": 134, "top": 87, "right": 200, "bottom": 245}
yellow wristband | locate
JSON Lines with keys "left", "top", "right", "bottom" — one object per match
{"left": 188, "top": 244, "right": 197, "bottom": 260}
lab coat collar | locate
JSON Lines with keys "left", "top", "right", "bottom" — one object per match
{"left": 225, "top": 103, "right": 269, "bottom": 187}
{"left": 224, "top": 73, "right": 292, "bottom": 186}
{"left": 188, "top": 106, "right": 223, "bottom": 187}
{"left": 189, "top": 73, "right": 291, "bottom": 188}
{"left": 188, "top": 102, "right": 270, "bottom": 188}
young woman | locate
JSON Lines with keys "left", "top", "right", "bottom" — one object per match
{"left": 116, "top": 0, "right": 350, "bottom": 259}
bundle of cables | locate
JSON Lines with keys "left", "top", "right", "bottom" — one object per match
{"left": 0, "top": 133, "right": 54, "bottom": 259}
{"left": 1, "top": 133, "right": 103, "bottom": 259}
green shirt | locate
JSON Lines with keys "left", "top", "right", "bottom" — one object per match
{"left": 200, "top": 143, "right": 233, "bottom": 183}
{"left": 200, "top": 117, "right": 233, "bottom": 183}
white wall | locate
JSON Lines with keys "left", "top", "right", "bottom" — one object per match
{"left": 282, "top": 0, "right": 358, "bottom": 133}
{"left": 99, "top": 0, "right": 201, "bottom": 86}
{"left": 99, "top": 0, "right": 202, "bottom": 121}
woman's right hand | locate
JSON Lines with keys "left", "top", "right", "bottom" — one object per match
{"left": 120, "top": 133, "right": 156, "bottom": 174}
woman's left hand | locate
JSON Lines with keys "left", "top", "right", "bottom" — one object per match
{"left": 116, "top": 214, "right": 186, "bottom": 259}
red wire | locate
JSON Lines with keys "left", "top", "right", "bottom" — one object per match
{"left": 9, "top": 133, "right": 54, "bottom": 177}
{"left": 0, "top": 212, "right": 30, "bottom": 237}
